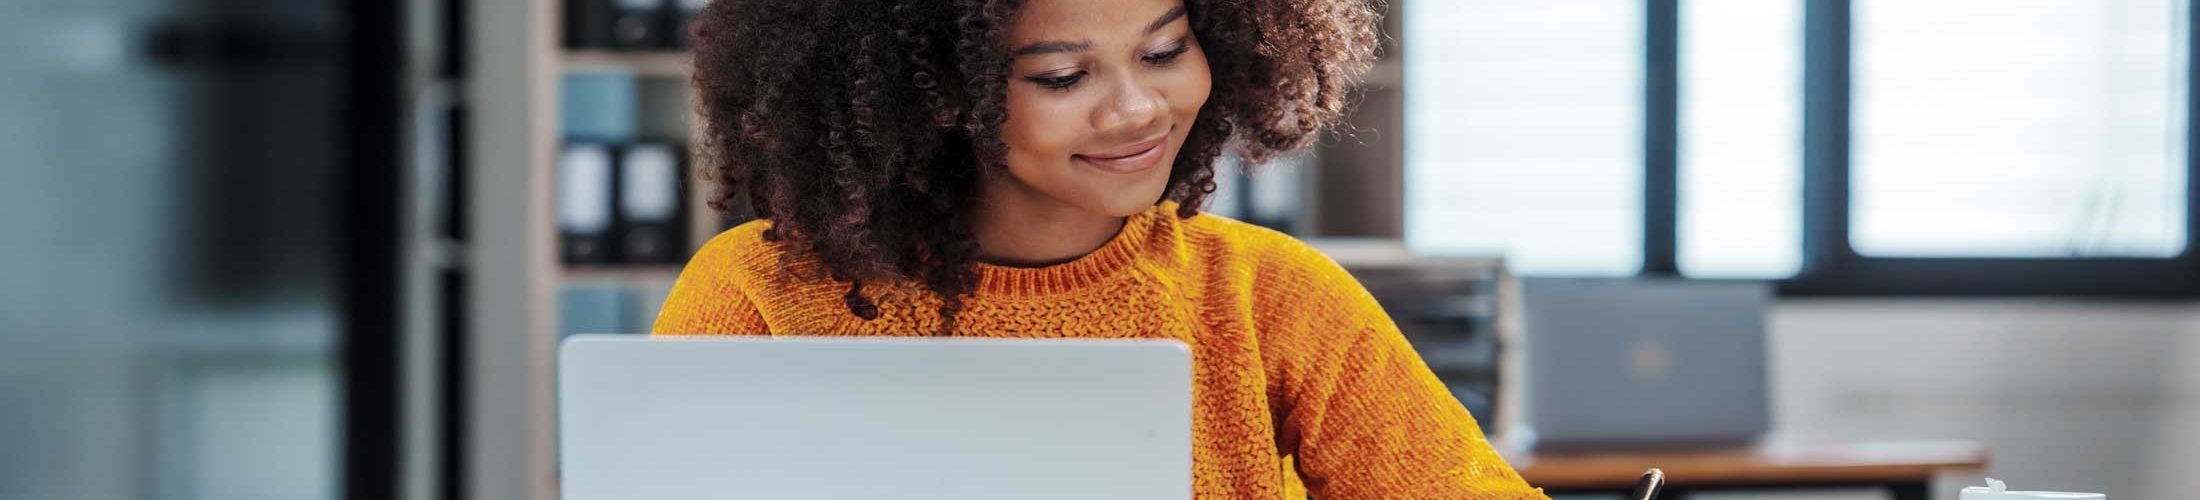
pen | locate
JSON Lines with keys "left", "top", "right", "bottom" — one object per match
{"left": 1632, "top": 468, "right": 1666, "bottom": 500}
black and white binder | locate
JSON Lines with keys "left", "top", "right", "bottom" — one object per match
{"left": 568, "top": 0, "right": 669, "bottom": 49}
{"left": 616, "top": 142, "right": 686, "bottom": 263}
{"left": 612, "top": 0, "right": 670, "bottom": 49}
{"left": 559, "top": 142, "right": 618, "bottom": 263}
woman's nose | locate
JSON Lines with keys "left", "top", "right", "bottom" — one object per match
{"left": 1093, "top": 77, "right": 1164, "bottom": 134}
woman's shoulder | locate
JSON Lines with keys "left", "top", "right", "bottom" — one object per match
{"left": 1175, "top": 210, "right": 1390, "bottom": 345}
{"left": 696, "top": 219, "right": 775, "bottom": 260}
{"left": 685, "top": 219, "right": 800, "bottom": 283}
{"left": 1175, "top": 210, "right": 1358, "bottom": 290}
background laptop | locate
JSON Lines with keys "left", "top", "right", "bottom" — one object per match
{"left": 557, "top": 335, "right": 1192, "bottom": 500}
{"left": 1520, "top": 278, "right": 1771, "bottom": 449}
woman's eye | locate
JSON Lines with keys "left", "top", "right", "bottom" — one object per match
{"left": 1143, "top": 43, "right": 1189, "bottom": 65}
{"left": 1025, "top": 72, "right": 1085, "bottom": 90}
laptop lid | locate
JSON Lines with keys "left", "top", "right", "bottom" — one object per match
{"left": 1521, "top": 279, "right": 1770, "bottom": 448}
{"left": 557, "top": 335, "right": 1193, "bottom": 500}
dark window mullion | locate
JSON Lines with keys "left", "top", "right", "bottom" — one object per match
{"left": 2186, "top": 0, "right": 2199, "bottom": 260}
{"left": 1787, "top": 0, "right": 1853, "bottom": 291}
{"left": 1644, "top": 0, "right": 1681, "bottom": 276}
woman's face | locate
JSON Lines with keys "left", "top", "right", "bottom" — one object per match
{"left": 992, "top": 0, "right": 1211, "bottom": 218}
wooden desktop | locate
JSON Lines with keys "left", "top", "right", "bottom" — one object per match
{"left": 1516, "top": 440, "right": 1989, "bottom": 500}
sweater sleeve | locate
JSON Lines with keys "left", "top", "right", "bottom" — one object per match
{"left": 652, "top": 225, "right": 769, "bottom": 336}
{"left": 1260, "top": 242, "right": 1546, "bottom": 500}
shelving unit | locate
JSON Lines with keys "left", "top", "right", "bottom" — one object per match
{"left": 459, "top": 1, "right": 718, "bottom": 496}
{"left": 551, "top": 48, "right": 726, "bottom": 340}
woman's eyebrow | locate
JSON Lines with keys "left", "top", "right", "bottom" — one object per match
{"left": 1008, "top": 5, "right": 1190, "bottom": 57}
{"left": 1143, "top": 5, "right": 1187, "bottom": 34}
{"left": 1011, "top": 40, "right": 1094, "bottom": 57}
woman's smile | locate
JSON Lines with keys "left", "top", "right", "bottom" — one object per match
{"left": 1074, "top": 132, "right": 1170, "bottom": 174}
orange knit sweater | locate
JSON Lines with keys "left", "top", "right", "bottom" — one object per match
{"left": 653, "top": 202, "right": 1547, "bottom": 499}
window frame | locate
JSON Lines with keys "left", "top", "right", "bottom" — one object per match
{"left": 1636, "top": 0, "right": 2200, "bottom": 297}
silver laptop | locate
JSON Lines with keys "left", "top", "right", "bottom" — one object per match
{"left": 557, "top": 335, "right": 1192, "bottom": 500}
{"left": 1520, "top": 278, "right": 1770, "bottom": 449}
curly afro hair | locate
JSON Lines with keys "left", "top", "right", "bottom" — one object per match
{"left": 690, "top": 0, "right": 1382, "bottom": 333}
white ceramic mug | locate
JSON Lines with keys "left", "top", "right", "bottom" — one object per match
{"left": 1958, "top": 479, "right": 2105, "bottom": 500}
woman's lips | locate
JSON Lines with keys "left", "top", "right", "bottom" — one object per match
{"left": 1074, "top": 136, "right": 1168, "bottom": 174}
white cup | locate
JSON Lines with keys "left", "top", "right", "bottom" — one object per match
{"left": 1958, "top": 479, "right": 2105, "bottom": 500}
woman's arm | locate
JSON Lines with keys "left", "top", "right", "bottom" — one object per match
{"left": 1260, "top": 244, "right": 1546, "bottom": 499}
{"left": 1280, "top": 322, "right": 1544, "bottom": 499}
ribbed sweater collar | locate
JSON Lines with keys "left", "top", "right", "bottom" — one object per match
{"left": 971, "top": 202, "right": 1173, "bottom": 298}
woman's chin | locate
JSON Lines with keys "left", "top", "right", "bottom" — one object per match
{"left": 1088, "top": 189, "right": 1171, "bottom": 218}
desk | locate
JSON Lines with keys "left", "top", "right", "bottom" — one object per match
{"left": 1516, "top": 441, "right": 1988, "bottom": 500}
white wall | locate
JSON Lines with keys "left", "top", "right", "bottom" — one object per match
{"left": 1770, "top": 299, "right": 2200, "bottom": 500}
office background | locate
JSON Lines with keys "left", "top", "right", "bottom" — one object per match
{"left": 1, "top": 0, "right": 2196, "bottom": 499}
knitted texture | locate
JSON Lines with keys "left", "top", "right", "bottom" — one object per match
{"left": 654, "top": 202, "right": 1548, "bottom": 499}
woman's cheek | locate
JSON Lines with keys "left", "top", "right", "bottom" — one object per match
{"left": 1006, "top": 89, "right": 1087, "bottom": 159}
{"left": 1175, "top": 52, "right": 1213, "bottom": 113}
{"left": 1045, "top": 94, "right": 1104, "bottom": 160}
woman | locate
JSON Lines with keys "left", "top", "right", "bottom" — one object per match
{"left": 655, "top": 0, "right": 1547, "bottom": 497}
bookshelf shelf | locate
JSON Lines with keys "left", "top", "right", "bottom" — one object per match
{"left": 559, "top": 264, "right": 684, "bottom": 283}
{"left": 562, "top": 50, "right": 692, "bottom": 77}
{"left": 1361, "top": 60, "right": 1402, "bottom": 89}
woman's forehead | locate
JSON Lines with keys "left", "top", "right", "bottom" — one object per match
{"left": 1004, "top": 0, "right": 1187, "bottom": 45}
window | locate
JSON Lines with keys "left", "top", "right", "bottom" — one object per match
{"left": 1405, "top": 0, "right": 1645, "bottom": 276}
{"left": 1402, "top": 0, "right": 2199, "bottom": 295}
{"left": 1852, "top": 0, "right": 2188, "bottom": 258}
{"left": 1679, "top": 0, "right": 1805, "bottom": 278}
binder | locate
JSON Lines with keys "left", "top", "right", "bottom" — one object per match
{"left": 616, "top": 142, "right": 687, "bottom": 263}
{"left": 612, "top": 0, "right": 670, "bottom": 49}
{"left": 565, "top": 0, "right": 616, "bottom": 48}
{"left": 559, "top": 284, "right": 636, "bottom": 338}
{"left": 568, "top": 0, "right": 669, "bottom": 49}
{"left": 558, "top": 142, "right": 617, "bottom": 264}
{"left": 670, "top": 0, "right": 708, "bottom": 48}
{"left": 560, "top": 71, "right": 639, "bottom": 143}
